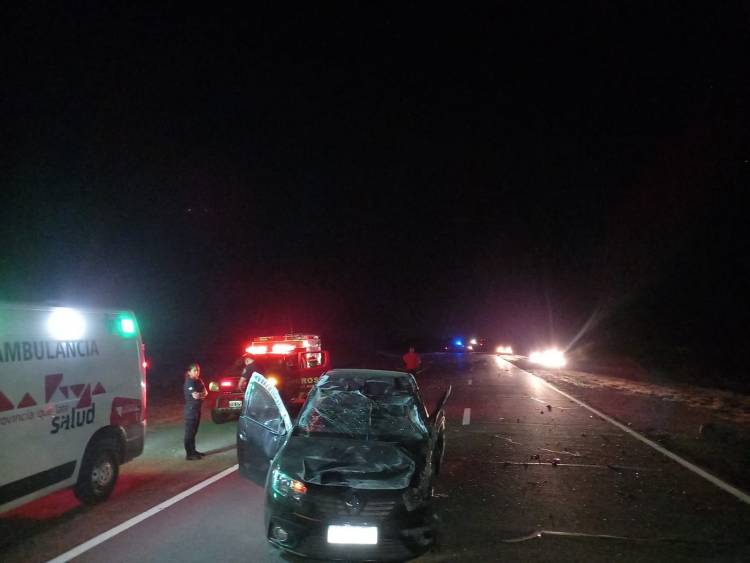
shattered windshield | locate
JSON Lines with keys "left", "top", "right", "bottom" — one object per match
{"left": 296, "top": 374, "right": 428, "bottom": 441}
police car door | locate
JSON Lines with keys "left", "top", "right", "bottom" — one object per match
{"left": 237, "top": 372, "right": 292, "bottom": 484}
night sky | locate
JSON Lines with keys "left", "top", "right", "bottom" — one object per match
{"left": 3, "top": 4, "right": 749, "bottom": 380}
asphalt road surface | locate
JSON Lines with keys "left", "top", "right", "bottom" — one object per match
{"left": 2, "top": 354, "right": 750, "bottom": 562}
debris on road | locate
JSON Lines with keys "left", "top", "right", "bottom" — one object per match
{"left": 495, "top": 435, "right": 523, "bottom": 446}
{"left": 541, "top": 448, "right": 582, "bottom": 457}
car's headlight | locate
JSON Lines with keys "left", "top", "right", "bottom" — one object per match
{"left": 271, "top": 469, "right": 307, "bottom": 499}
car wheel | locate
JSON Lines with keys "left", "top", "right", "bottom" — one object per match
{"left": 74, "top": 439, "right": 119, "bottom": 504}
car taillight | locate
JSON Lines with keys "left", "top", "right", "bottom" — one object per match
{"left": 220, "top": 381, "right": 234, "bottom": 388}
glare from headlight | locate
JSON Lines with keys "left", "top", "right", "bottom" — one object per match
{"left": 496, "top": 345, "right": 513, "bottom": 354}
{"left": 529, "top": 348, "right": 566, "bottom": 368}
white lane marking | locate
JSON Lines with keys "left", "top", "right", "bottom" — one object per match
{"left": 505, "top": 360, "right": 750, "bottom": 506}
{"left": 468, "top": 379, "right": 472, "bottom": 385}
{"left": 462, "top": 408, "right": 471, "bottom": 425}
{"left": 46, "top": 465, "right": 239, "bottom": 563}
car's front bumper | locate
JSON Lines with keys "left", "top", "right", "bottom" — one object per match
{"left": 265, "top": 492, "right": 435, "bottom": 562}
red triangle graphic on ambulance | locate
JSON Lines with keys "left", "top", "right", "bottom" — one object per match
{"left": 70, "top": 384, "right": 85, "bottom": 398}
{"left": 45, "top": 373, "right": 64, "bottom": 402}
{"left": 60, "top": 386, "right": 69, "bottom": 399}
{"left": 17, "top": 393, "right": 37, "bottom": 408}
{"left": 0, "top": 391, "right": 14, "bottom": 412}
{"left": 76, "top": 385, "right": 92, "bottom": 408}
{"left": 92, "top": 382, "right": 106, "bottom": 395}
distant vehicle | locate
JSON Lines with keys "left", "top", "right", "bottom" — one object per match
{"left": 466, "top": 337, "right": 486, "bottom": 352}
{"left": 444, "top": 338, "right": 467, "bottom": 352}
{"left": 529, "top": 347, "right": 567, "bottom": 368}
{"left": 237, "top": 369, "right": 451, "bottom": 561}
{"left": 496, "top": 345, "right": 513, "bottom": 355}
{"left": 0, "top": 303, "right": 147, "bottom": 513}
{"left": 444, "top": 337, "right": 485, "bottom": 352}
{"left": 208, "top": 334, "right": 330, "bottom": 424}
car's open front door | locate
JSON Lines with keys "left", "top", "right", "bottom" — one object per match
{"left": 237, "top": 372, "right": 292, "bottom": 484}
{"left": 430, "top": 385, "right": 451, "bottom": 475}
{"left": 431, "top": 384, "right": 452, "bottom": 425}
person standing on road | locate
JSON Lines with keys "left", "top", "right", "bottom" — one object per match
{"left": 237, "top": 356, "right": 258, "bottom": 392}
{"left": 402, "top": 346, "right": 421, "bottom": 377}
{"left": 184, "top": 363, "right": 208, "bottom": 460}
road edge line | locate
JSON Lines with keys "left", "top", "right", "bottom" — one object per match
{"left": 46, "top": 464, "right": 239, "bottom": 563}
{"left": 510, "top": 361, "right": 750, "bottom": 506}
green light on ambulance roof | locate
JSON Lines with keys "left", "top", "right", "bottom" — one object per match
{"left": 121, "top": 318, "right": 136, "bottom": 334}
{"left": 116, "top": 315, "right": 138, "bottom": 337}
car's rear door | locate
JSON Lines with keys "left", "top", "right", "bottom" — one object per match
{"left": 237, "top": 372, "right": 292, "bottom": 483}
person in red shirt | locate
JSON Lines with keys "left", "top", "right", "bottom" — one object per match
{"left": 402, "top": 346, "right": 421, "bottom": 377}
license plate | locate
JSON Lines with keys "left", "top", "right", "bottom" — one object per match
{"left": 228, "top": 400, "right": 242, "bottom": 408}
{"left": 327, "top": 525, "right": 378, "bottom": 545}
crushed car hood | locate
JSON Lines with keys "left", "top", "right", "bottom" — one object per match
{"left": 277, "top": 436, "right": 417, "bottom": 490}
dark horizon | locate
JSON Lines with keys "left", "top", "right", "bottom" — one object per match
{"left": 3, "top": 4, "right": 749, "bottom": 381}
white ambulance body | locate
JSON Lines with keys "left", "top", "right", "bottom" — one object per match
{"left": 0, "top": 303, "right": 147, "bottom": 513}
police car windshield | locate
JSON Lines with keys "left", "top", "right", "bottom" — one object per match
{"left": 295, "top": 375, "right": 428, "bottom": 441}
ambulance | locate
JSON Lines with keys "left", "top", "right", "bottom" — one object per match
{"left": 208, "top": 334, "right": 330, "bottom": 423}
{"left": 0, "top": 303, "right": 147, "bottom": 513}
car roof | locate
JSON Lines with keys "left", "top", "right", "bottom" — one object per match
{"left": 325, "top": 368, "right": 411, "bottom": 379}
{"left": 317, "top": 369, "right": 418, "bottom": 398}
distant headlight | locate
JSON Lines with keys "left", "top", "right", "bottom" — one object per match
{"left": 529, "top": 348, "right": 566, "bottom": 368}
{"left": 496, "top": 345, "right": 513, "bottom": 354}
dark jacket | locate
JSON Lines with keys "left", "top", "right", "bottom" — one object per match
{"left": 184, "top": 377, "right": 206, "bottom": 412}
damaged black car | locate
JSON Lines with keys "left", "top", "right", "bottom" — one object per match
{"left": 237, "top": 369, "right": 451, "bottom": 562}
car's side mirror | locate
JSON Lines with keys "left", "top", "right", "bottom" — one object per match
{"left": 208, "top": 381, "right": 219, "bottom": 392}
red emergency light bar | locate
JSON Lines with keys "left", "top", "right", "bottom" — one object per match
{"left": 245, "top": 334, "right": 321, "bottom": 356}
